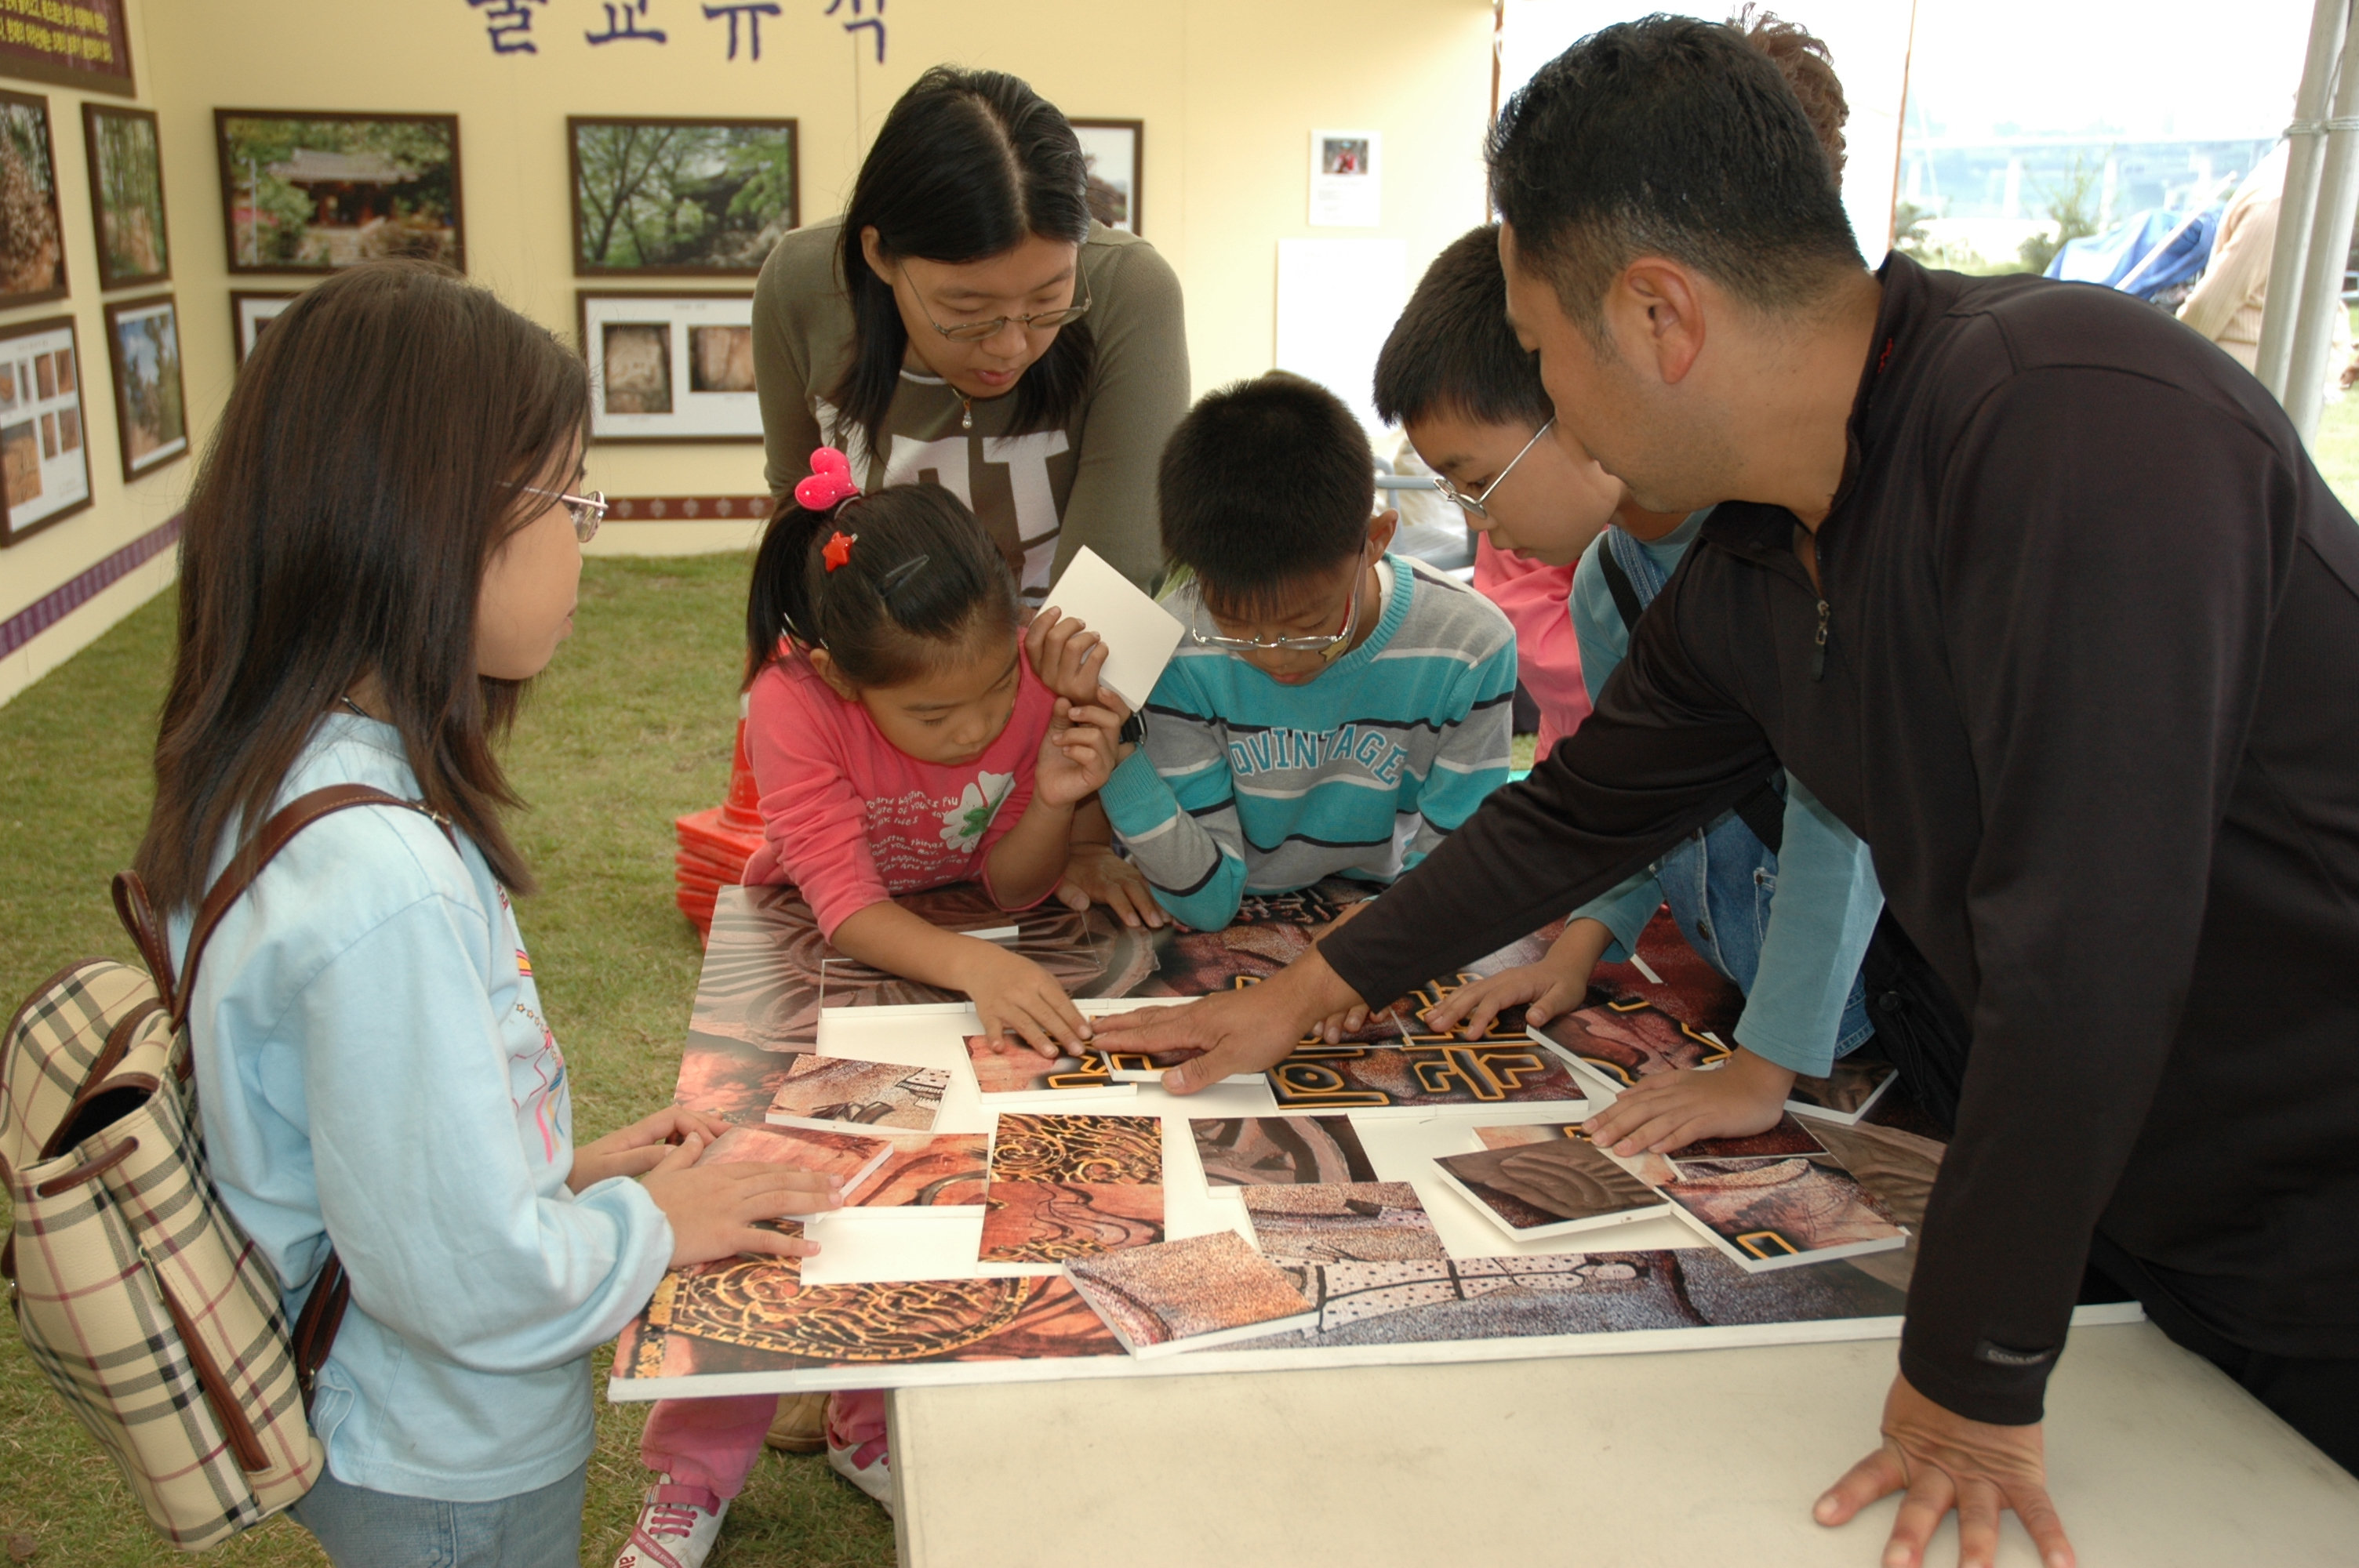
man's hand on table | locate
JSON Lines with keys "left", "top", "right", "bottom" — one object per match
{"left": 1090, "top": 946, "right": 1365, "bottom": 1092}
{"left": 1816, "top": 1373, "right": 2074, "bottom": 1568}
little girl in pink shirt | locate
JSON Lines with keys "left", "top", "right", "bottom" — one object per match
{"left": 617, "top": 454, "right": 1125, "bottom": 1567}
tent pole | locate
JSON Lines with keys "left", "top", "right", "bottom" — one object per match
{"left": 2284, "top": 20, "right": 2359, "bottom": 441}
{"left": 2256, "top": 0, "right": 2351, "bottom": 399}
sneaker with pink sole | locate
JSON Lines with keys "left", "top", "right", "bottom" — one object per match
{"left": 612, "top": 1477, "right": 729, "bottom": 1568}
{"left": 824, "top": 1388, "right": 893, "bottom": 1513}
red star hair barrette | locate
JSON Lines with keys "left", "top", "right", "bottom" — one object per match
{"left": 823, "top": 531, "right": 857, "bottom": 572}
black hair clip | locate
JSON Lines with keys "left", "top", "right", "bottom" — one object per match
{"left": 875, "top": 554, "right": 931, "bottom": 597}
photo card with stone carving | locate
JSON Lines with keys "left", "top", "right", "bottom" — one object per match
{"left": 766, "top": 1054, "right": 948, "bottom": 1134}
{"left": 1264, "top": 1040, "right": 1587, "bottom": 1117}
{"left": 1657, "top": 1155, "right": 1907, "bottom": 1273}
{"left": 700, "top": 1123, "right": 894, "bottom": 1211}
{"left": 964, "top": 1033, "right": 1133, "bottom": 1103}
{"left": 1434, "top": 1131, "right": 1671, "bottom": 1242}
{"left": 1238, "top": 1181, "right": 1447, "bottom": 1265}
{"left": 1064, "top": 1231, "right": 1319, "bottom": 1357}
{"left": 848, "top": 1132, "right": 990, "bottom": 1211}
{"left": 1190, "top": 1115, "right": 1378, "bottom": 1187}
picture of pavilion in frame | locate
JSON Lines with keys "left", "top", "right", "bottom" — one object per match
{"left": 216, "top": 111, "right": 463, "bottom": 273}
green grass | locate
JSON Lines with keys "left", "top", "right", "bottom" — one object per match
{"left": 0, "top": 557, "right": 896, "bottom": 1567}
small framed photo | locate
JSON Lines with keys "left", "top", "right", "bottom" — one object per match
{"left": 102, "top": 293, "right": 188, "bottom": 480}
{"left": 0, "top": 316, "right": 94, "bottom": 545}
{"left": 83, "top": 102, "right": 170, "bottom": 290}
{"left": 216, "top": 109, "right": 463, "bottom": 274}
{"left": 1309, "top": 129, "right": 1383, "bottom": 227}
{"left": 579, "top": 291, "right": 761, "bottom": 444}
{"left": 569, "top": 117, "right": 798, "bottom": 277}
{"left": 230, "top": 289, "right": 301, "bottom": 368}
{"left": 1070, "top": 119, "right": 1143, "bottom": 236}
{"left": 0, "top": 89, "right": 68, "bottom": 307}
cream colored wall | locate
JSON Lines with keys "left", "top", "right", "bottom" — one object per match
{"left": 0, "top": 0, "right": 184, "bottom": 704}
{"left": 2, "top": 0, "right": 1494, "bottom": 706}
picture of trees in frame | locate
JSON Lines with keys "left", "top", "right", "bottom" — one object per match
{"left": 83, "top": 102, "right": 170, "bottom": 289}
{"left": 569, "top": 117, "right": 798, "bottom": 277}
{"left": 0, "top": 89, "right": 68, "bottom": 307}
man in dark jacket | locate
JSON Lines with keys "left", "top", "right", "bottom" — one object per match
{"left": 1099, "top": 16, "right": 2359, "bottom": 1568}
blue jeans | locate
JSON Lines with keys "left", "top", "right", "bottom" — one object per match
{"left": 290, "top": 1461, "right": 587, "bottom": 1568}
{"left": 1656, "top": 805, "right": 1874, "bottom": 1057}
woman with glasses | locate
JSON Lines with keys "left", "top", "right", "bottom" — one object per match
{"left": 752, "top": 66, "right": 1187, "bottom": 603}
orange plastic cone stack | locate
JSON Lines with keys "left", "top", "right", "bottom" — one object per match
{"left": 674, "top": 710, "right": 765, "bottom": 941}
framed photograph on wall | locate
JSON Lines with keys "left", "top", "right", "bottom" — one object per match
{"left": 578, "top": 292, "right": 761, "bottom": 445}
{"left": 570, "top": 117, "right": 797, "bottom": 277}
{"left": 231, "top": 289, "right": 301, "bottom": 368}
{"left": 216, "top": 110, "right": 463, "bottom": 274}
{"left": 1070, "top": 119, "right": 1143, "bottom": 236}
{"left": 0, "top": 89, "right": 68, "bottom": 307}
{"left": 102, "top": 293, "right": 188, "bottom": 480}
{"left": 83, "top": 102, "right": 170, "bottom": 289}
{"left": 0, "top": 316, "right": 93, "bottom": 545}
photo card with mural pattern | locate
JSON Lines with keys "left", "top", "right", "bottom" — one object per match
{"left": 1783, "top": 1058, "right": 1900, "bottom": 1126}
{"left": 1190, "top": 1116, "right": 1376, "bottom": 1188}
{"left": 700, "top": 1122, "right": 895, "bottom": 1211}
{"left": 612, "top": 1261, "right": 1122, "bottom": 1388}
{"left": 1264, "top": 1037, "right": 1587, "bottom": 1117}
{"left": 987, "top": 1113, "right": 1162, "bottom": 1185}
{"left": 1587, "top": 905, "right": 1747, "bottom": 1041}
{"left": 1663, "top": 1112, "right": 1827, "bottom": 1165}
{"left": 1657, "top": 1155, "right": 1907, "bottom": 1274}
{"left": 849, "top": 1132, "right": 990, "bottom": 1210}
{"left": 964, "top": 1034, "right": 1132, "bottom": 1103}
{"left": 673, "top": 879, "right": 1558, "bottom": 1121}
{"left": 1433, "top": 1132, "right": 1671, "bottom": 1243}
{"left": 977, "top": 1181, "right": 1165, "bottom": 1269}
{"left": 1064, "top": 1231, "right": 1321, "bottom": 1358}
{"left": 766, "top": 1054, "right": 948, "bottom": 1134}
{"left": 1238, "top": 1181, "right": 1447, "bottom": 1265}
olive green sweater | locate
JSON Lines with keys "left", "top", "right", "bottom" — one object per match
{"left": 751, "top": 219, "right": 1188, "bottom": 594}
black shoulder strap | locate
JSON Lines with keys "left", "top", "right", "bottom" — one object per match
{"left": 1596, "top": 542, "right": 1647, "bottom": 636}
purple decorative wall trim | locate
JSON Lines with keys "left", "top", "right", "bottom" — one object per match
{"left": 0, "top": 514, "right": 183, "bottom": 660}
{"left": 605, "top": 495, "right": 771, "bottom": 522}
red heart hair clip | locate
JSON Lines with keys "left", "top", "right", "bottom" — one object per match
{"left": 794, "top": 446, "right": 862, "bottom": 512}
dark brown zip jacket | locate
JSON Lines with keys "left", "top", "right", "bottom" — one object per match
{"left": 1321, "top": 252, "right": 2359, "bottom": 1423}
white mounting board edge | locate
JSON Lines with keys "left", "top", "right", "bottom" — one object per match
{"left": 607, "top": 1301, "right": 2147, "bottom": 1400}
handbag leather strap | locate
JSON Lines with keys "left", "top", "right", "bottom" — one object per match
{"left": 112, "top": 783, "right": 455, "bottom": 1413}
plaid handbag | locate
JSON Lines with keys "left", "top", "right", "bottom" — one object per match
{"left": 1, "top": 785, "right": 443, "bottom": 1551}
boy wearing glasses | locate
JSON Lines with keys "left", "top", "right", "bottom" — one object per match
{"left": 1377, "top": 227, "right": 1887, "bottom": 1153}
{"left": 1094, "top": 372, "right": 1515, "bottom": 937}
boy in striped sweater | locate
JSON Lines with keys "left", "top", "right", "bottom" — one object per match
{"left": 1098, "top": 372, "right": 1516, "bottom": 941}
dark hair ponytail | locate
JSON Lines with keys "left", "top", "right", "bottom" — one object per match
{"left": 831, "top": 66, "right": 1096, "bottom": 448}
{"left": 745, "top": 482, "right": 1020, "bottom": 689}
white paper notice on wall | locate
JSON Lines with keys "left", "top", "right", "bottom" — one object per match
{"left": 1039, "top": 546, "right": 1185, "bottom": 712}
{"left": 1309, "top": 129, "right": 1382, "bottom": 227}
{"left": 1274, "top": 238, "right": 1408, "bottom": 441}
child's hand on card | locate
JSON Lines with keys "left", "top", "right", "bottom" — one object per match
{"left": 1056, "top": 843, "right": 1168, "bottom": 929}
{"left": 1583, "top": 1047, "right": 1797, "bottom": 1156}
{"left": 1034, "top": 697, "right": 1128, "bottom": 807}
{"left": 956, "top": 943, "right": 1094, "bottom": 1058}
{"left": 639, "top": 1137, "right": 839, "bottom": 1268}
{"left": 1025, "top": 606, "right": 1118, "bottom": 708}
{"left": 568, "top": 1104, "right": 732, "bottom": 1192}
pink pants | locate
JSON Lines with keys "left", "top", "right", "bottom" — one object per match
{"left": 640, "top": 1389, "right": 891, "bottom": 1499}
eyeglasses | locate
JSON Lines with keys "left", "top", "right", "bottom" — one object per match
{"left": 1430, "top": 416, "right": 1555, "bottom": 520}
{"left": 521, "top": 485, "right": 608, "bottom": 543}
{"left": 909, "top": 268, "right": 1093, "bottom": 343}
{"left": 1187, "top": 546, "right": 1369, "bottom": 658}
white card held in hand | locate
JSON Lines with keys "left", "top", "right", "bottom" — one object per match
{"left": 1039, "top": 546, "right": 1185, "bottom": 711}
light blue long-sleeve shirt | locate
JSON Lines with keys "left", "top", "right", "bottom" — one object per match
{"left": 1568, "top": 520, "right": 1885, "bottom": 1075}
{"left": 171, "top": 715, "right": 672, "bottom": 1501}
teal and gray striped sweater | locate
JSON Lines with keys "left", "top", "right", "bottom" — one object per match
{"left": 1100, "top": 554, "right": 1517, "bottom": 930}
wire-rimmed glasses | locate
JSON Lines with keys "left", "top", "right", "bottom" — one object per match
{"left": 1186, "top": 546, "right": 1369, "bottom": 659}
{"left": 912, "top": 268, "right": 1094, "bottom": 343}
{"left": 521, "top": 486, "right": 608, "bottom": 543}
{"left": 1430, "top": 416, "right": 1556, "bottom": 520}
